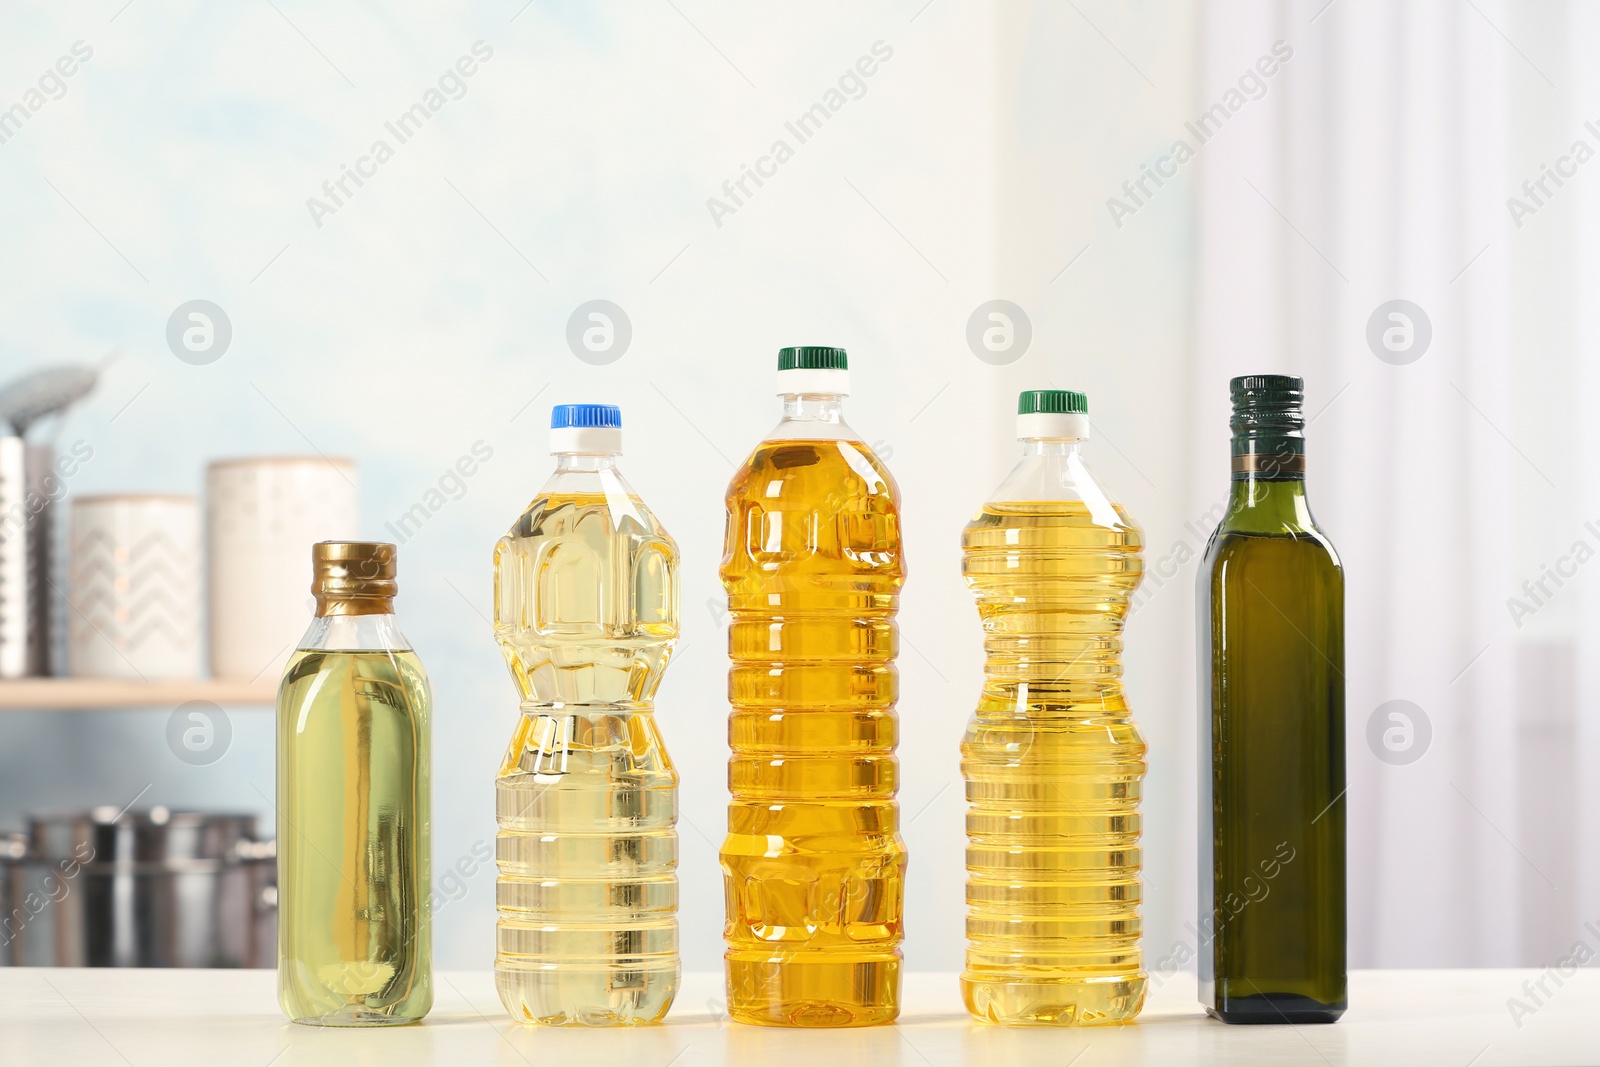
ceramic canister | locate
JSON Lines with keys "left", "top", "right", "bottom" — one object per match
{"left": 205, "top": 457, "right": 357, "bottom": 681}
{"left": 68, "top": 494, "right": 202, "bottom": 679}
{"left": 0, "top": 437, "right": 25, "bottom": 679}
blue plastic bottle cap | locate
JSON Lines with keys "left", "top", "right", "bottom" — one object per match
{"left": 550, "top": 404, "right": 623, "bottom": 454}
{"left": 550, "top": 403, "right": 622, "bottom": 429}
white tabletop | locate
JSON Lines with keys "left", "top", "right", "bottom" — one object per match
{"left": 0, "top": 968, "right": 1592, "bottom": 1066}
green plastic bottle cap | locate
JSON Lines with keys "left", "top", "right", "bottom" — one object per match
{"left": 778, "top": 346, "right": 849, "bottom": 371}
{"left": 776, "top": 346, "right": 850, "bottom": 396}
{"left": 1016, "top": 389, "right": 1090, "bottom": 440}
{"left": 1017, "top": 389, "right": 1088, "bottom": 415}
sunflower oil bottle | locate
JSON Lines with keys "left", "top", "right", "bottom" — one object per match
{"left": 720, "top": 346, "right": 907, "bottom": 1027}
{"left": 960, "top": 390, "right": 1147, "bottom": 1025}
{"left": 277, "top": 541, "right": 433, "bottom": 1026}
{"left": 493, "top": 403, "right": 681, "bottom": 1026}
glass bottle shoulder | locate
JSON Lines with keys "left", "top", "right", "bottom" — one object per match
{"left": 1207, "top": 523, "right": 1340, "bottom": 563}
{"left": 278, "top": 643, "right": 432, "bottom": 732}
{"left": 1199, "top": 520, "right": 1343, "bottom": 620}
{"left": 1199, "top": 479, "right": 1336, "bottom": 562}
{"left": 294, "top": 612, "right": 417, "bottom": 654}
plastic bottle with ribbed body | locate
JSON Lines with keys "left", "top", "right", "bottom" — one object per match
{"left": 720, "top": 346, "right": 907, "bottom": 1027}
{"left": 493, "top": 404, "right": 681, "bottom": 1026}
{"left": 960, "top": 389, "right": 1146, "bottom": 1025}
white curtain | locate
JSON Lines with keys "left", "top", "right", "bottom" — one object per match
{"left": 1192, "top": 0, "right": 1594, "bottom": 966}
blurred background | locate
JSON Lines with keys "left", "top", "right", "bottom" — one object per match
{"left": 0, "top": 0, "right": 1591, "bottom": 975}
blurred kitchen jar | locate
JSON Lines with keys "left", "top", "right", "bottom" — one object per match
{"left": 207, "top": 458, "right": 357, "bottom": 681}
{"left": 4, "top": 808, "right": 277, "bottom": 967}
{"left": 0, "top": 436, "right": 25, "bottom": 678}
{"left": 26, "top": 443, "right": 77, "bottom": 677}
{"left": 68, "top": 494, "right": 201, "bottom": 679}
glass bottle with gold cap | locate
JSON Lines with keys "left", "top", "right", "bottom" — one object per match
{"left": 277, "top": 541, "right": 433, "bottom": 1026}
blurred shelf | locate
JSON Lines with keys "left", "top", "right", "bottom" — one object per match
{"left": 0, "top": 678, "right": 276, "bottom": 711}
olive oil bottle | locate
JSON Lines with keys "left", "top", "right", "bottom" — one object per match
{"left": 1197, "top": 375, "right": 1345, "bottom": 1024}
{"left": 277, "top": 542, "right": 432, "bottom": 1026}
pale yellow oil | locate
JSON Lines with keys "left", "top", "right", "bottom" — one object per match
{"left": 493, "top": 490, "right": 680, "bottom": 1026}
{"left": 720, "top": 438, "right": 907, "bottom": 1027}
{"left": 277, "top": 649, "right": 432, "bottom": 1026}
{"left": 960, "top": 500, "right": 1146, "bottom": 1025}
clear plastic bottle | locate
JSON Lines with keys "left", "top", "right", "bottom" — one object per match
{"left": 960, "top": 390, "right": 1146, "bottom": 1025}
{"left": 277, "top": 541, "right": 432, "bottom": 1026}
{"left": 720, "top": 346, "right": 907, "bottom": 1027}
{"left": 493, "top": 403, "right": 681, "bottom": 1026}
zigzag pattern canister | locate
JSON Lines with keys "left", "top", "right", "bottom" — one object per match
{"left": 68, "top": 495, "right": 202, "bottom": 680}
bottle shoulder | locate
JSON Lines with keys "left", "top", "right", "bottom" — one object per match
{"left": 1205, "top": 480, "right": 1334, "bottom": 549}
{"left": 279, "top": 647, "right": 432, "bottom": 721}
{"left": 1201, "top": 523, "right": 1344, "bottom": 586}
{"left": 294, "top": 613, "right": 417, "bottom": 653}
{"left": 963, "top": 498, "right": 1140, "bottom": 532}
{"left": 504, "top": 489, "right": 680, "bottom": 554}
{"left": 961, "top": 501, "right": 1143, "bottom": 569}
{"left": 727, "top": 436, "right": 900, "bottom": 506}
{"left": 979, "top": 449, "right": 1136, "bottom": 532}
{"left": 514, "top": 463, "right": 677, "bottom": 543}
{"left": 721, "top": 436, "right": 905, "bottom": 585}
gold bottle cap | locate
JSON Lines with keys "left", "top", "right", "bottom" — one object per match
{"left": 311, "top": 541, "right": 397, "bottom": 616}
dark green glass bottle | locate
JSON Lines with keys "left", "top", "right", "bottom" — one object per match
{"left": 1197, "top": 375, "right": 1346, "bottom": 1024}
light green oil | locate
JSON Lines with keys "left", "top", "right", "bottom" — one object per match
{"left": 277, "top": 648, "right": 432, "bottom": 1026}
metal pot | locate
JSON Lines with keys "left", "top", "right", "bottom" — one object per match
{"left": 0, "top": 807, "right": 276, "bottom": 967}
{"left": 0, "top": 832, "right": 25, "bottom": 966}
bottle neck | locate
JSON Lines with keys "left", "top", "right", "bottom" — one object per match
{"left": 299, "top": 611, "right": 412, "bottom": 651}
{"left": 1224, "top": 474, "right": 1314, "bottom": 533}
{"left": 1021, "top": 438, "right": 1084, "bottom": 457}
{"left": 1229, "top": 389, "right": 1305, "bottom": 485}
{"left": 987, "top": 436, "right": 1121, "bottom": 514}
{"left": 1226, "top": 412, "right": 1312, "bottom": 531}
{"left": 553, "top": 452, "right": 620, "bottom": 472}
{"left": 1225, "top": 381, "right": 1313, "bottom": 532}
{"left": 767, "top": 392, "right": 860, "bottom": 443}
{"left": 781, "top": 393, "right": 845, "bottom": 423}
{"left": 539, "top": 450, "right": 634, "bottom": 498}
{"left": 314, "top": 596, "right": 394, "bottom": 619}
